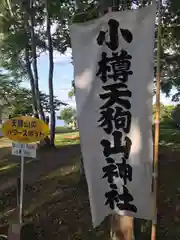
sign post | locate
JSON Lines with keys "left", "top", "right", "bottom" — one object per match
{"left": 19, "top": 146, "right": 24, "bottom": 224}
{"left": 2, "top": 115, "right": 49, "bottom": 227}
{"left": 12, "top": 142, "right": 37, "bottom": 159}
{"left": 11, "top": 142, "right": 37, "bottom": 223}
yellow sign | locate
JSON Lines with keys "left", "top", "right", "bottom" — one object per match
{"left": 2, "top": 116, "right": 49, "bottom": 143}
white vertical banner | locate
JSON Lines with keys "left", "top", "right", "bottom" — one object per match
{"left": 70, "top": 3, "right": 156, "bottom": 227}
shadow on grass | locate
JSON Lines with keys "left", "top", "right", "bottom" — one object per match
{"left": 0, "top": 146, "right": 11, "bottom": 161}
{"left": 24, "top": 163, "right": 109, "bottom": 240}
{"left": 134, "top": 156, "right": 180, "bottom": 240}
{"left": 2, "top": 142, "right": 180, "bottom": 239}
{"left": 0, "top": 144, "right": 81, "bottom": 190}
{"left": 0, "top": 146, "right": 21, "bottom": 179}
{"left": 0, "top": 158, "right": 109, "bottom": 239}
{"left": 158, "top": 129, "right": 180, "bottom": 148}
{"left": 0, "top": 145, "right": 81, "bottom": 219}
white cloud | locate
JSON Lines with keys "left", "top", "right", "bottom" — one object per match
{"left": 53, "top": 48, "right": 72, "bottom": 65}
{"left": 40, "top": 48, "right": 72, "bottom": 65}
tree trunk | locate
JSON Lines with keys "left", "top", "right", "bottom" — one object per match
{"left": 99, "top": 1, "right": 134, "bottom": 240}
{"left": 45, "top": 0, "right": 55, "bottom": 147}
{"left": 23, "top": 5, "right": 38, "bottom": 116}
{"left": 0, "top": 107, "right": 2, "bottom": 125}
{"left": 28, "top": 0, "right": 45, "bottom": 121}
{"left": 25, "top": 46, "right": 38, "bottom": 116}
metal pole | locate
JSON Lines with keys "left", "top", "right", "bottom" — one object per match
{"left": 19, "top": 147, "right": 25, "bottom": 224}
{"left": 151, "top": 0, "right": 162, "bottom": 239}
{"left": 16, "top": 177, "right": 20, "bottom": 208}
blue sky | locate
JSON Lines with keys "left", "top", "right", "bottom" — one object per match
{"left": 21, "top": 48, "right": 176, "bottom": 126}
{"left": 19, "top": 18, "right": 176, "bottom": 126}
{"left": 21, "top": 49, "right": 76, "bottom": 126}
{"left": 37, "top": 49, "right": 76, "bottom": 108}
{"left": 22, "top": 48, "right": 76, "bottom": 108}
{"left": 23, "top": 48, "right": 174, "bottom": 106}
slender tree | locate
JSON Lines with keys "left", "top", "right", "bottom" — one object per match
{"left": 45, "top": 0, "right": 56, "bottom": 146}
{"left": 28, "top": 0, "right": 45, "bottom": 120}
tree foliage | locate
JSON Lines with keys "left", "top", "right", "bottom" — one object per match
{"left": 153, "top": 103, "right": 175, "bottom": 128}
{"left": 1, "top": 0, "right": 180, "bottom": 141}
{"left": 156, "top": 0, "right": 180, "bottom": 102}
{"left": 70, "top": 0, "right": 180, "bottom": 104}
{"left": 68, "top": 80, "right": 75, "bottom": 98}
{"left": 0, "top": 0, "right": 75, "bottom": 144}
{"left": 172, "top": 104, "right": 180, "bottom": 126}
{"left": 0, "top": 73, "right": 21, "bottom": 117}
{"left": 0, "top": 0, "right": 75, "bottom": 74}
{"left": 0, "top": 74, "right": 67, "bottom": 118}
{"left": 0, "top": 0, "right": 74, "bottom": 110}
{"left": 11, "top": 88, "right": 67, "bottom": 116}
{"left": 153, "top": 103, "right": 174, "bottom": 121}
{"left": 60, "top": 107, "right": 76, "bottom": 125}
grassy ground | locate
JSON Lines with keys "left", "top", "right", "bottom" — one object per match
{"left": 0, "top": 132, "right": 80, "bottom": 182}
{"left": 55, "top": 126, "right": 78, "bottom": 134}
{"left": 0, "top": 132, "right": 109, "bottom": 239}
{"left": 159, "top": 128, "right": 180, "bottom": 146}
{"left": 0, "top": 129, "right": 180, "bottom": 239}
{"left": 55, "top": 132, "right": 80, "bottom": 146}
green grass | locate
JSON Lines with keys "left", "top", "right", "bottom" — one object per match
{"left": 159, "top": 128, "right": 180, "bottom": 146}
{"left": 1, "top": 127, "right": 180, "bottom": 148}
{"left": 55, "top": 132, "right": 80, "bottom": 146}
{"left": 0, "top": 163, "right": 18, "bottom": 172}
{"left": 55, "top": 126, "right": 78, "bottom": 134}
{"left": 0, "top": 131, "right": 80, "bottom": 148}
{"left": 0, "top": 127, "right": 180, "bottom": 239}
{"left": 23, "top": 160, "right": 109, "bottom": 240}
{"left": 54, "top": 127, "right": 180, "bottom": 148}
